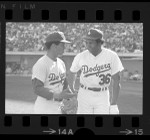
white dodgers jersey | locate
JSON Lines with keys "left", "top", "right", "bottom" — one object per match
{"left": 70, "top": 47, "right": 124, "bottom": 89}
{"left": 32, "top": 55, "right": 66, "bottom": 94}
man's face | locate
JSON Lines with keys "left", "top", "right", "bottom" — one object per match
{"left": 56, "top": 42, "right": 65, "bottom": 57}
{"left": 85, "top": 39, "right": 99, "bottom": 54}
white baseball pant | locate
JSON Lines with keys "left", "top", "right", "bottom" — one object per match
{"left": 77, "top": 88, "right": 110, "bottom": 114}
{"left": 34, "top": 96, "right": 62, "bottom": 114}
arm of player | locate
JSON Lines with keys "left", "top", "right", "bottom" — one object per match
{"left": 110, "top": 51, "right": 124, "bottom": 105}
{"left": 32, "top": 78, "right": 54, "bottom": 100}
{"left": 62, "top": 77, "right": 72, "bottom": 92}
{"left": 68, "top": 52, "right": 81, "bottom": 94}
{"left": 110, "top": 72, "right": 121, "bottom": 105}
{"left": 53, "top": 88, "right": 77, "bottom": 100}
{"left": 59, "top": 90, "right": 77, "bottom": 99}
{"left": 51, "top": 77, "right": 77, "bottom": 101}
{"left": 53, "top": 77, "right": 77, "bottom": 100}
{"left": 67, "top": 71, "right": 77, "bottom": 94}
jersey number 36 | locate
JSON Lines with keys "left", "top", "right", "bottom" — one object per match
{"left": 99, "top": 73, "right": 111, "bottom": 85}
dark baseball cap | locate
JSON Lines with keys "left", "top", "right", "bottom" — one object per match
{"left": 45, "top": 31, "right": 71, "bottom": 44}
{"left": 83, "top": 28, "right": 104, "bottom": 41}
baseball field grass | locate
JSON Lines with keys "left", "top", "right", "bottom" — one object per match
{"left": 5, "top": 75, "right": 143, "bottom": 114}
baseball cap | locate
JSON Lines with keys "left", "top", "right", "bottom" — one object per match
{"left": 83, "top": 28, "right": 104, "bottom": 41}
{"left": 45, "top": 31, "right": 71, "bottom": 44}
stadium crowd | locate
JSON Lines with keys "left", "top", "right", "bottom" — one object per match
{"left": 6, "top": 23, "right": 143, "bottom": 53}
{"left": 6, "top": 62, "right": 29, "bottom": 75}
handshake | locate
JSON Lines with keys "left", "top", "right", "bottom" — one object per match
{"left": 53, "top": 88, "right": 78, "bottom": 101}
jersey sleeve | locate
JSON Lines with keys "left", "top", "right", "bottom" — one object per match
{"left": 32, "top": 62, "right": 46, "bottom": 83}
{"left": 70, "top": 53, "right": 82, "bottom": 73}
{"left": 111, "top": 52, "right": 124, "bottom": 76}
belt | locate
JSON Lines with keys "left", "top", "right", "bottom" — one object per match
{"left": 80, "top": 84, "right": 108, "bottom": 92}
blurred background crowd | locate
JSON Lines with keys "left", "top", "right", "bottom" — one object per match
{"left": 5, "top": 23, "right": 143, "bottom": 81}
{"left": 6, "top": 23, "right": 143, "bottom": 53}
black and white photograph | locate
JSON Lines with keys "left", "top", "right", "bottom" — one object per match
{"left": 5, "top": 23, "right": 143, "bottom": 114}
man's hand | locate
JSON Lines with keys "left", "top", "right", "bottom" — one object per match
{"left": 53, "top": 88, "right": 77, "bottom": 100}
{"left": 60, "top": 88, "right": 77, "bottom": 99}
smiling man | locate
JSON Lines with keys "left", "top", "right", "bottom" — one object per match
{"left": 68, "top": 28, "right": 124, "bottom": 114}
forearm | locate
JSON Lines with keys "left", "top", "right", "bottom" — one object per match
{"left": 67, "top": 72, "right": 76, "bottom": 93}
{"left": 32, "top": 78, "right": 54, "bottom": 100}
{"left": 63, "top": 78, "right": 69, "bottom": 90}
{"left": 111, "top": 82, "right": 121, "bottom": 105}
{"left": 63, "top": 78, "right": 73, "bottom": 94}
{"left": 60, "top": 92, "right": 76, "bottom": 99}
{"left": 34, "top": 86, "right": 54, "bottom": 100}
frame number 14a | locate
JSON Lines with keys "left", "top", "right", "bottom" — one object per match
{"left": 58, "top": 129, "right": 74, "bottom": 135}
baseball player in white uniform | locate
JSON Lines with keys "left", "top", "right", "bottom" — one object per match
{"left": 69, "top": 28, "right": 124, "bottom": 114}
{"left": 32, "top": 31, "right": 76, "bottom": 114}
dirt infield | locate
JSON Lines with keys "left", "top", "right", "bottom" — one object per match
{"left": 5, "top": 75, "right": 143, "bottom": 114}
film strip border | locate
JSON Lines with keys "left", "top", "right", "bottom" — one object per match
{"left": 0, "top": 115, "right": 147, "bottom": 135}
{"left": 0, "top": 2, "right": 149, "bottom": 135}
{"left": 0, "top": 2, "right": 145, "bottom": 21}
{"left": 0, "top": 8, "right": 141, "bottom": 21}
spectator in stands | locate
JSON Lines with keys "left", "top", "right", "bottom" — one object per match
{"left": 129, "top": 70, "right": 142, "bottom": 81}
{"left": 129, "top": 72, "right": 133, "bottom": 80}
{"left": 6, "top": 23, "right": 143, "bottom": 53}
{"left": 133, "top": 70, "right": 142, "bottom": 80}
{"left": 6, "top": 65, "right": 12, "bottom": 74}
{"left": 12, "top": 63, "right": 20, "bottom": 74}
